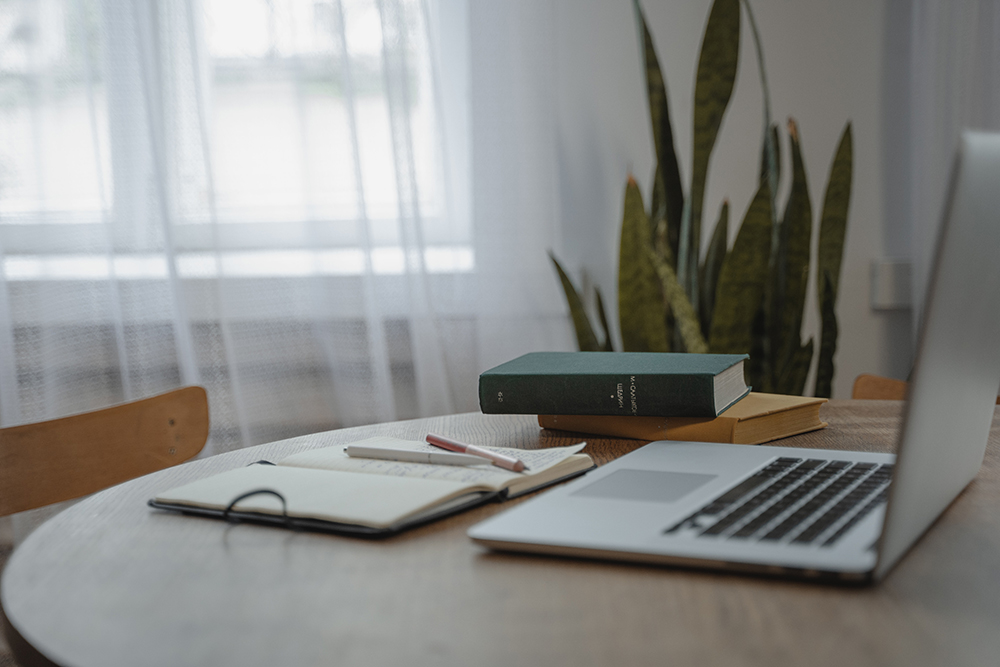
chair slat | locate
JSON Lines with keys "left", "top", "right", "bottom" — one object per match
{"left": 852, "top": 373, "right": 1000, "bottom": 404}
{"left": 0, "top": 387, "right": 208, "bottom": 517}
{"left": 851, "top": 374, "right": 908, "bottom": 400}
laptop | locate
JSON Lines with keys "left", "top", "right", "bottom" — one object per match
{"left": 468, "top": 131, "right": 1000, "bottom": 584}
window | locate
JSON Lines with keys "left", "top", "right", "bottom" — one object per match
{"left": 0, "top": 0, "right": 475, "bottom": 441}
{"left": 0, "top": 0, "right": 472, "bottom": 290}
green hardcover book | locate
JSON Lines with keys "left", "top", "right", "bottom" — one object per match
{"left": 479, "top": 352, "right": 750, "bottom": 418}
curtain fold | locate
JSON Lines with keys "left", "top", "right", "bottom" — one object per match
{"left": 0, "top": 0, "right": 477, "bottom": 460}
{"left": 467, "top": 1, "right": 575, "bottom": 371}
{"left": 1, "top": 0, "right": 590, "bottom": 545}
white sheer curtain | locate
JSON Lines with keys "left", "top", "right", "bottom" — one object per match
{"left": 884, "top": 0, "right": 1000, "bottom": 335}
{"left": 0, "top": 0, "right": 582, "bottom": 543}
{"left": 467, "top": 1, "right": 577, "bottom": 369}
{"left": 0, "top": 0, "right": 488, "bottom": 463}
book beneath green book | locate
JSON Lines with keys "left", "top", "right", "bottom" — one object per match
{"left": 479, "top": 351, "right": 750, "bottom": 418}
{"left": 538, "top": 392, "right": 827, "bottom": 445}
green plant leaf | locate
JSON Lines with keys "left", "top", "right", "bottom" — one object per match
{"left": 817, "top": 122, "right": 853, "bottom": 303}
{"left": 760, "top": 123, "right": 781, "bottom": 230}
{"left": 679, "top": 0, "right": 740, "bottom": 306}
{"left": 651, "top": 166, "right": 680, "bottom": 268}
{"left": 619, "top": 177, "right": 670, "bottom": 352}
{"left": 748, "top": 300, "right": 769, "bottom": 392}
{"left": 650, "top": 252, "right": 708, "bottom": 353}
{"left": 743, "top": 0, "right": 778, "bottom": 226}
{"left": 771, "top": 119, "right": 812, "bottom": 389}
{"left": 649, "top": 192, "right": 678, "bottom": 351}
{"left": 709, "top": 182, "right": 771, "bottom": 355}
{"left": 650, "top": 166, "right": 665, "bottom": 235}
{"left": 699, "top": 199, "right": 729, "bottom": 338}
{"left": 759, "top": 123, "right": 781, "bottom": 189}
{"left": 634, "top": 0, "right": 685, "bottom": 263}
{"left": 549, "top": 252, "right": 601, "bottom": 351}
{"left": 763, "top": 123, "right": 782, "bottom": 262}
{"left": 813, "top": 124, "right": 851, "bottom": 397}
{"left": 594, "top": 286, "right": 616, "bottom": 351}
{"left": 814, "top": 270, "right": 838, "bottom": 398}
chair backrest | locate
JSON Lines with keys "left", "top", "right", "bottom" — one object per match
{"left": 852, "top": 373, "right": 908, "bottom": 400}
{"left": 0, "top": 386, "right": 209, "bottom": 517}
{"left": 853, "top": 373, "right": 1000, "bottom": 404}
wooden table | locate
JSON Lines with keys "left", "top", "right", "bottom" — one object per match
{"left": 3, "top": 401, "right": 1000, "bottom": 667}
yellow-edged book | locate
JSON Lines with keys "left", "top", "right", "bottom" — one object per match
{"left": 538, "top": 392, "right": 827, "bottom": 445}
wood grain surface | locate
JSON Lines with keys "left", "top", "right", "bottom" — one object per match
{"left": 3, "top": 401, "right": 1000, "bottom": 667}
{"left": 0, "top": 386, "right": 209, "bottom": 516}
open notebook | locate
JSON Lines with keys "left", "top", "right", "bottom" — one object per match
{"left": 150, "top": 436, "right": 594, "bottom": 537}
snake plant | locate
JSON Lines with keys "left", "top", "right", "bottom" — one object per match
{"left": 551, "top": 0, "right": 852, "bottom": 397}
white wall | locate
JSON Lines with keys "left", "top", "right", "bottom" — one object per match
{"left": 546, "top": 0, "right": 903, "bottom": 398}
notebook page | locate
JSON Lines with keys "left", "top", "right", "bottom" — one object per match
{"left": 278, "top": 437, "right": 587, "bottom": 491}
{"left": 153, "top": 465, "right": 487, "bottom": 529}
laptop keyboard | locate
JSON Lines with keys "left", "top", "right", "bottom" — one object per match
{"left": 664, "top": 457, "right": 893, "bottom": 547}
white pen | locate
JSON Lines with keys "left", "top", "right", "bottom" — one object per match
{"left": 344, "top": 445, "right": 490, "bottom": 467}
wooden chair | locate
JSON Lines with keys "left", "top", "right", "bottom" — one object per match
{"left": 0, "top": 386, "right": 209, "bottom": 517}
{"left": 852, "top": 373, "right": 1000, "bottom": 404}
{"left": 851, "top": 374, "right": 909, "bottom": 400}
{"left": 1, "top": 386, "right": 209, "bottom": 666}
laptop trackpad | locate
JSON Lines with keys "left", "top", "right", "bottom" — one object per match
{"left": 571, "top": 469, "right": 717, "bottom": 503}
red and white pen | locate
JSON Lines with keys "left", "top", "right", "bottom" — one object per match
{"left": 425, "top": 433, "right": 528, "bottom": 472}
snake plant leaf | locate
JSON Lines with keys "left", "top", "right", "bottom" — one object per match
{"left": 760, "top": 124, "right": 781, "bottom": 264}
{"left": 709, "top": 182, "right": 771, "bottom": 355}
{"left": 654, "top": 206, "right": 677, "bottom": 269}
{"left": 634, "top": 0, "right": 685, "bottom": 262}
{"left": 748, "top": 300, "right": 770, "bottom": 392}
{"left": 619, "top": 177, "right": 670, "bottom": 352}
{"left": 743, "top": 0, "right": 778, "bottom": 225}
{"left": 594, "top": 286, "right": 616, "bottom": 351}
{"left": 763, "top": 123, "right": 782, "bottom": 257}
{"left": 651, "top": 165, "right": 665, "bottom": 230}
{"left": 679, "top": 0, "right": 740, "bottom": 305}
{"left": 699, "top": 200, "right": 729, "bottom": 338}
{"left": 770, "top": 124, "right": 781, "bottom": 188}
{"left": 771, "top": 119, "right": 812, "bottom": 386}
{"left": 650, "top": 252, "right": 708, "bottom": 353}
{"left": 651, "top": 166, "right": 680, "bottom": 268}
{"left": 817, "top": 122, "right": 853, "bottom": 303}
{"left": 759, "top": 123, "right": 781, "bottom": 189}
{"left": 549, "top": 252, "right": 601, "bottom": 352}
{"left": 652, "top": 210, "right": 678, "bottom": 349}
{"left": 760, "top": 123, "right": 781, "bottom": 232}
{"left": 814, "top": 124, "right": 851, "bottom": 396}
{"left": 814, "top": 270, "right": 838, "bottom": 397}
{"left": 651, "top": 169, "right": 677, "bottom": 275}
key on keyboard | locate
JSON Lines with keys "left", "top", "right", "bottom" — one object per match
{"left": 664, "top": 458, "right": 893, "bottom": 546}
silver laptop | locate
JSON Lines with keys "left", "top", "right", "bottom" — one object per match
{"left": 469, "top": 131, "right": 1000, "bottom": 584}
